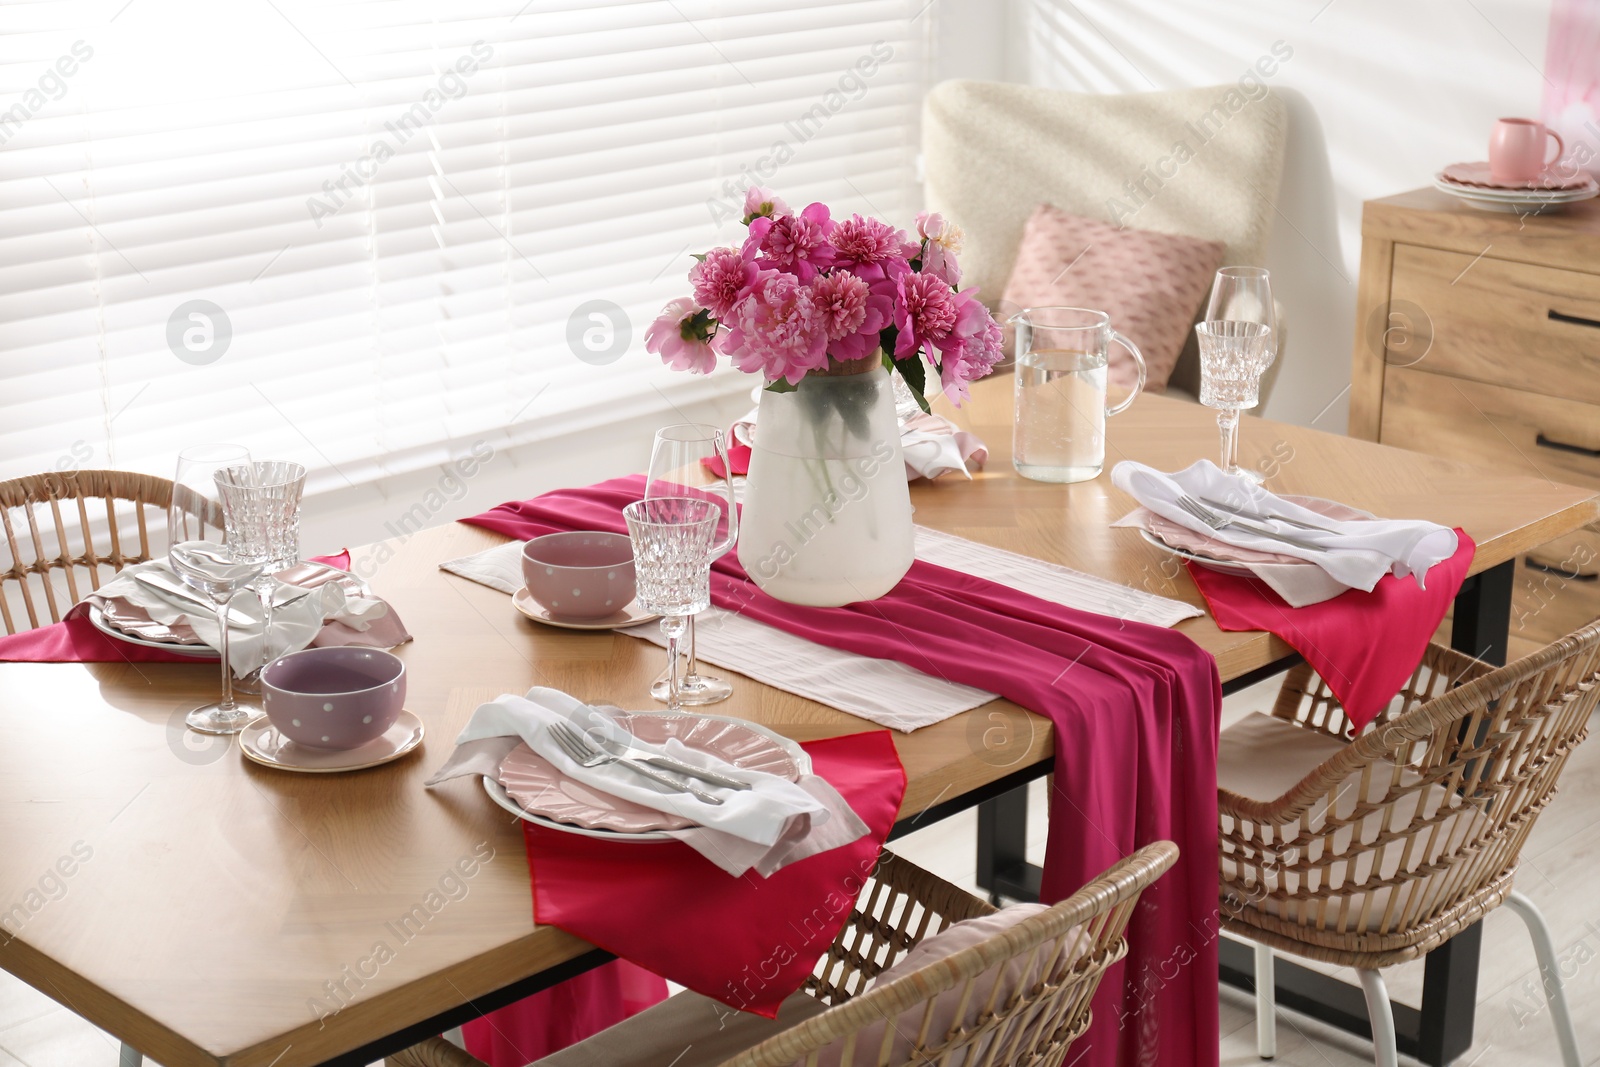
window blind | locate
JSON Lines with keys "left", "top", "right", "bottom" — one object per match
{"left": 0, "top": 0, "right": 932, "bottom": 496}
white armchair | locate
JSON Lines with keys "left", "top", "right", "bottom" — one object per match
{"left": 921, "top": 80, "right": 1289, "bottom": 402}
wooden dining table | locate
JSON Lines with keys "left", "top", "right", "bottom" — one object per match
{"left": 0, "top": 373, "right": 1594, "bottom": 1067}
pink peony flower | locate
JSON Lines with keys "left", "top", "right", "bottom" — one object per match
{"left": 916, "top": 211, "right": 964, "bottom": 286}
{"left": 721, "top": 271, "right": 829, "bottom": 385}
{"left": 931, "top": 289, "right": 1004, "bottom": 404}
{"left": 830, "top": 214, "right": 916, "bottom": 271}
{"left": 892, "top": 270, "right": 961, "bottom": 358}
{"left": 644, "top": 297, "right": 718, "bottom": 374}
{"left": 743, "top": 202, "right": 834, "bottom": 280}
{"left": 689, "top": 247, "right": 758, "bottom": 321}
{"left": 810, "top": 270, "right": 890, "bottom": 363}
{"left": 742, "top": 186, "right": 789, "bottom": 224}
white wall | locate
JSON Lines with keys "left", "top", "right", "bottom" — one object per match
{"left": 936, "top": 0, "right": 1554, "bottom": 431}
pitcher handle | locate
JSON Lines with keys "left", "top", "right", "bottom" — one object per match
{"left": 710, "top": 427, "right": 739, "bottom": 558}
{"left": 1105, "top": 331, "right": 1145, "bottom": 417}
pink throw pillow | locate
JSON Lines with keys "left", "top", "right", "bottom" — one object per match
{"left": 1001, "top": 204, "right": 1225, "bottom": 393}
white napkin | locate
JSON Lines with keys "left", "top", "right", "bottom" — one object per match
{"left": 83, "top": 559, "right": 387, "bottom": 678}
{"left": 1111, "top": 460, "right": 1459, "bottom": 593}
{"left": 425, "top": 687, "right": 869, "bottom": 877}
{"left": 897, "top": 412, "right": 988, "bottom": 480}
{"left": 730, "top": 406, "right": 986, "bottom": 482}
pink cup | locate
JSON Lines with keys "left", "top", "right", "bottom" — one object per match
{"left": 521, "top": 531, "right": 636, "bottom": 620}
{"left": 261, "top": 647, "right": 406, "bottom": 750}
{"left": 1489, "top": 118, "right": 1564, "bottom": 184}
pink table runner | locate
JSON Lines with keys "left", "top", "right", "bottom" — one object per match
{"left": 1186, "top": 531, "right": 1475, "bottom": 732}
{"left": 462, "top": 476, "right": 1223, "bottom": 1067}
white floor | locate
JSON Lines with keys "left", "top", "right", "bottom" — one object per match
{"left": 4, "top": 678, "right": 1597, "bottom": 1067}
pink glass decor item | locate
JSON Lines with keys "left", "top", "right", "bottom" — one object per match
{"left": 1541, "top": 0, "right": 1600, "bottom": 180}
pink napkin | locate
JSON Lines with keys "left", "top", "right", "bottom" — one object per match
{"left": 0, "top": 552, "right": 410, "bottom": 664}
{"left": 462, "top": 476, "right": 1223, "bottom": 1067}
{"left": 1186, "top": 531, "right": 1476, "bottom": 731}
{"left": 521, "top": 732, "right": 905, "bottom": 1018}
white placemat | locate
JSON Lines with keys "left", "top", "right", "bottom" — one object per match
{"left": 441, "top": 527, "right": 1201, "bottom": 732}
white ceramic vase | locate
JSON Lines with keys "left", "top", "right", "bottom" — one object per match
{"left": 736, "top": 360, "right": 914, "bottom": 606}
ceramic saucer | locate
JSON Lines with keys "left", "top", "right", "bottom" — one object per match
{"left": 240, "top": 711, "right": 424, "bottom": 772}
{"left": 512, "top": 586, "right": 660, "bottom": 630}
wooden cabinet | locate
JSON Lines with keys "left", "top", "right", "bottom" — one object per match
{"left": 1351, "top": 188, "right": 1600, "bottom": 660}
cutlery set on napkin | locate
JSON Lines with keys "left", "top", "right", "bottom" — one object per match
{"left": 81, "top": 558, "right": 410, "bottom": 677}
{"left": 427, "top": 688, "right": 869, "bottom": 877}
{"left": 1112, "top": 460, "right": 1460, "bottom": 606}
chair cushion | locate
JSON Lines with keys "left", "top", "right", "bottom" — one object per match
{"left": 807, "top": 904, "right": 1070, "bottom": 1067}
{"left": 1001, "top": 204, "right": 1224, "bottom": 393}
{"left": 1219, "top": 712, "right": 1490, "bottom": 934}
{"left": 533, "top": 987, "right": 828, "bottom": 1067}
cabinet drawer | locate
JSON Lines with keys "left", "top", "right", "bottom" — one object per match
{"left": 1379, "top": 366, "right": 1600, "bottom": 491}
{"left": 1527, "top": 528, "right": 1600, "bottom": 577}
{"left": 1512, "top": 550, "right": 1600, "bottom": 654}
{"left": 1388, "top": 244, "right": 1600, "bottom": 406}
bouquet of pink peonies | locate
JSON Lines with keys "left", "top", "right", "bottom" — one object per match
{"left": 645, "top": 187, "right": 1004, "bottom": 413}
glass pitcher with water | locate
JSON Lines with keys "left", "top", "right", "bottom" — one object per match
{"left": 1012, "top": 307, "right": 1146, "bottom": 483}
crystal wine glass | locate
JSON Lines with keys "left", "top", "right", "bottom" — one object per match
{"left": 1195, "top": 321, "right": 1273, "bottom": 482}
{"left": 623, "top": 497, "right": 722, "bottom": 712}
{"left": 1204, "top": 266, "right": 1278, "bottom": 484}
{"left": 169, "top": 444, "right": 264, "bottom": 734}
{"left": 644, "top": 424, "right": 739, "bottom": 706}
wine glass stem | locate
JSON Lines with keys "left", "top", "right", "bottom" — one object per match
{"left": 685, "top": 615, "right": 699, "bottom": 681}
{"left": 1217, "top": 408, "right": 1242, "bottom": 476}
{"left": 215, "top": 593, "right": 236, "bottom": 713}
{"left": 661, "top": 615, "right": 685, "bottom": 711}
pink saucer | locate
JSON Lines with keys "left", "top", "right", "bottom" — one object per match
{"left": 497, "top": 712, "right": 802, "bottom": 835}
{"left": 1439, "top": 161, "right": 1592, "bottom": 191}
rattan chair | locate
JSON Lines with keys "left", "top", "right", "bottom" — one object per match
{"left": 1, "top": 469, "right": 175, "bottom": 1067}
{"left": 1218, "top": 623, "right": 1600, "bottom": 1067}
{"left": 0, "top": 469, "right": 173, "bottom": 635}
{"left": 387, "top": 842, "right": 1178, "bottom": 1067}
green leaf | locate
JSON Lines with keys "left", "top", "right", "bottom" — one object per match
{"left": 690, "top": 252, "right": 708, "bottom": 263}
{"left": 891, "top": 350, "right": 932, "bottom": 415}
{"left": 763, "top": 379, "right": 798, "bottom": 394}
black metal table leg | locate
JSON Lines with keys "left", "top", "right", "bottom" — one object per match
{"left": 975, "top": 785, "right": 1034, "bottom": 905}
{"left": 1408, "top": 557, "right": 1513, "bottom": 1065}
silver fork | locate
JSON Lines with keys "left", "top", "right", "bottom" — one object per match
{"left": 588, "top": 734, "right": 752, "bottom": 791}
{"left": 1175, "top": 496, "right": 1329, "bottom": 553}
{"left": 548, "top": 722, "right": 725, "bottom": 805}
{"left": 1196, "top": 495, "right": 1343, "bottom": 534}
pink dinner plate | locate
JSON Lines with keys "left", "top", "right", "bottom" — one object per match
{"left": 1438, "top": 161, "right": 1594, "bottom": 192}
{"left": 491, "top": 711, "right": 807, "bottom": 839}
{"left": 1144, "top": 495, "right": 1375, "bottom": 571}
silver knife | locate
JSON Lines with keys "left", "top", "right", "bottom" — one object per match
{"left": 1198, "top": 496, "right": 1343, "bottom": 534}
{"left": 1210, "top": 514, "right": 1330, "bottom": 552}
{"left": 593, "top": 735, "right": 753, "bottom": 791}
{"left": 134, "top": 572, "right": 254, "bottom": 628}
